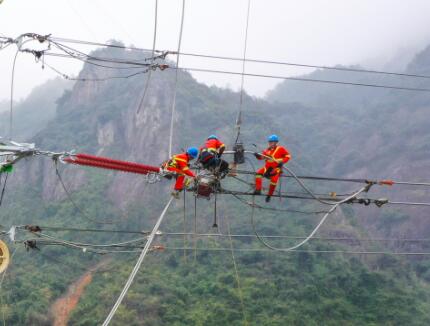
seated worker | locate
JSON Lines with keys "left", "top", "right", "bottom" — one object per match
{"left": 254, "top": 134, "right": 291, "bottom": 202}
{"left": 163, "top": 147, "right": 199, "bottom": 199}
{"left": 198, "top": 135, "right": 229, "bottom": 177}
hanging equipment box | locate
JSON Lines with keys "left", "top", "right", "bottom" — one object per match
{"left": 233, "top": 143, "right": 245, "bottom": 164}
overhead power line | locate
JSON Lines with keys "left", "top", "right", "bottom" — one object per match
{"left": 46, "top": 35, "right": 430, "bottom": 80}
{"left": 174, "top": 66, "right": 430, "bottom": 93}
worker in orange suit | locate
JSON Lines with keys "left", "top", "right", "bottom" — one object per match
{"left": 164, "top": 147, "right": 198, "bottom": 199}
{"left": 198, "top": 135, "right": 229, "bottom": 177}
{"left": 254, "top": 134, "right": 291, "bottom": 202}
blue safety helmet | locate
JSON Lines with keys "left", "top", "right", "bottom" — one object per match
{"left": 207, "top": 135, "right": 218, "bottom": 140}
{"left": 186, "top": 147, "right": 199, "bottom": 159}
{"left": 268, "top": 134, "right": 279, "bottom": 142}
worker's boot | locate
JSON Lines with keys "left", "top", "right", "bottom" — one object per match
{"left": 171, "top": 190, "right": 180, "bottom": 199}
{"left": 253, "top": 189, "right": 261, "bottom": 195}
{"left": 265, "top": 195, "right": 271, "bottom": 203}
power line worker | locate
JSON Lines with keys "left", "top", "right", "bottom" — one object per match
{"left": 198, "top": 135, "right": 229, "bottom": 177}
{"left": 163, "top": 147, "right": 198, "bottom": 199}
{"left": 254, "top": 134, "right": 291, "bottom": 202}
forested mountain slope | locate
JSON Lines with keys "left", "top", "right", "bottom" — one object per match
{"left": 1, "top": 43, "right": 430, "bottom": 325}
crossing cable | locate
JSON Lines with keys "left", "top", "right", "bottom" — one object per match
{"left": 246, "top": 150, "right": 371, "bottom": 206}
{"left": 231, "top": 193, "right": 329, "bottom": 214}
{"left": 227, "top": 172, "right": 354, "bottom": 199}
{"left": 14, "top": 226, "right": 430, "bottom": 244}
{"left": 37, "top": 40, "right": 430, "bottom": 93}
{"left": 102, "top": 197, "right": 173, "bottom": 326}
{"left": 54, "top": 162, "right": 122, "bottom": 225}
{"left": 386, "top": 201, "right": 430, "bottom": 207}
{"left": 42, "top": 59, "right": 152, "bottom": 82}
{"left": 161, "top": 246, "right": 430, "bottom": 256}
{"left": 172, "top": 66, "right": 430, "bottom": 93}
{"left": 21, "top": 225, "right": 150, "bottom": 235}
{"left": 28, "top": 231, "right": 148, "bottom": 249}
{"left": 157, "top": 232, "right": 430, "bottom": 244}
{"left": 168, "top": 0, "right": 186, "bottom": 157}
{"left": 235, "top": 0, "right": 252, "bottom": 144}
{"left": 136, "top": 0, "right": 158, "bottom": 114}
{"left": 225, "top": 214, "right": 248, "bottom": 325}
{"left": 233, "top": 168, "right": 430, "bottom": 187}
{"left": 47, "top": 41, "right": 160, "bottom": 70}
{"left": 250, "top": 186, "right": 368, "bottom": 252}
{"left": 45, "top": 36, "right": 430, "bottom": 80}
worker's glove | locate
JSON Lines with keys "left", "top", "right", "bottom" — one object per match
{"left": 254, "top": 152, "right": 262, "bottom": 159}
{"left": 263, "top": 167, "right": 274, "bottom": 178}
{"left": 277, "top": 162, "right": 284, "bottom": 168}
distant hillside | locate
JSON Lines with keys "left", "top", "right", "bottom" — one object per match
{"left": 0, "top": 77, "right": 71, "bottom": 141}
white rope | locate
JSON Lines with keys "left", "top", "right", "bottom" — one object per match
{"left": 102, "top": 197, "right": 173, "bottom": 326}
{"left": 251, "top": 186, "right": 368, "bottom": 252}
{"left": 168, "top": 0, "right": 186, "bottom": 157}
{"left": 136, "top": 0, "right": 158, "bottom": 114}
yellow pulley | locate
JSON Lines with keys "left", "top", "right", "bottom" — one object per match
{"left": 0, "top": 239, "right": 10, "bottom": 274}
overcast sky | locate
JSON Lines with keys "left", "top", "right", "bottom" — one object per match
{"left": 2, "top": 0, "right": 430, "bottom": 102}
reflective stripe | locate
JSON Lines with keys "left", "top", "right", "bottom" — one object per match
{"left": 270, "top": 182, "right": 277, "bottom": 185}
{"left": 270, "top": 146, "right": 280, "bottom": 161}
{"left": 256, "top": 175, "right": 263, "bottom": 178}
{"left": 183, "top": 167, "right": 189, "bottom": 170}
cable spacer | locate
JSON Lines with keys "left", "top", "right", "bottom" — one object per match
{"left": 25, "top": 225, "right": 41, "bottom": 233}
{"left": 374, "top": 198, "right": 389, "bottom": 207}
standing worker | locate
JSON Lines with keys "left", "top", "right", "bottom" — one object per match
{"left": 254, "top": 135, "right": 291, "bottom": 202}
{"left": 163, "top": 147, "right": 199, "bottom": 199}
{"left": 198, "top": 135, "right": 229, "bottom": 177}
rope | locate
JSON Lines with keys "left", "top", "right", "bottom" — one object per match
{"left": 0, "top": 173, "right": 9, "bottom": 208}
{"left": 168, "top": 0, "right": 186, "bottom": 157}
{"left": 183, "top": 188, "right": 187, "bottom": 262}
{"left": 9, "top": 50, "right": 19, "bottom": 140}
{"left": 225, "top": 215, "right": 248, "bottom": 325}
{"left": 102, "top": 197, "right": 173, "bottom": 326}
{"left": 193, "top": 195, "right": 197, "bottom": 262}
{"left": 136, "top": 0, "right": 158, "bottom": 114}
{"left": 54, "top": 163, "right": 121, "bottom": 225}
{"left": 250, "top": 186, "right": 368, "bottom": 252}
{"left": 235, "top": 0, "right": 252, "bottom": 144}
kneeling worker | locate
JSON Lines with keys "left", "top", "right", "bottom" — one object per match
{"left": 198, "top": 135, "right": 229, "bottom": 177}
{"left": 254, "top": 134, "right": 291, "bottom": 202}
{"left": 164, "top": 147, "right": 199, "bottom": 199}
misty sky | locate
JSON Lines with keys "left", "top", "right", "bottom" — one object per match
{"left": 2, "top": 0, "right": 430, "bottom": 102}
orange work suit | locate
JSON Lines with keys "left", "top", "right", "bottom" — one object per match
{"left": 201, "top": 139, "right": 225, "bottom": 154}
{"left": 255, "top": 145, "right": 291, "bottom": 196}
{"left": 165, "top": 153, "right": 195, "bottom": 191}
